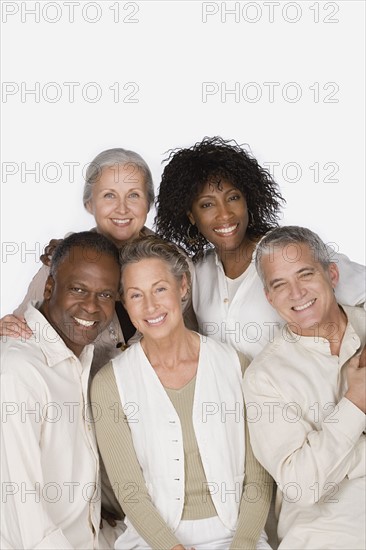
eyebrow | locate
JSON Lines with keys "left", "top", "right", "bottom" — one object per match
{"left": 197, "top": 189, "right": 240, "bottom": 199}
{"left": 126, "top": 279, "right": 168, "bottom": 291}
{"left": 68, "top": 281, "right": 117, "bottom": 292}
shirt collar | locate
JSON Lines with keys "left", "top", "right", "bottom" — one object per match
{"left": 284, "top": 306, "right": 361, "bottom": 359}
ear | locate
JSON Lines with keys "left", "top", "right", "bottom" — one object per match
{"left": 85, "top": 200, "right": 94, "bottom": 215}
{"left": 187, "top": 211, "right": 195, "bottom": 226}
{"left": 43, "top": 275, "right": 55, "bottom": 300}
{"left": 264, "top": 286, "right": 273, "bottom": 306}
{"left": 327, "top": 262, "right": 339, "bottom": 289}
{"left": 180, "top": 273, "right": 189, "bottom": 301}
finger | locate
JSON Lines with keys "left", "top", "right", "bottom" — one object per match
{"left": 1, "top": 329, "right": 32, "bottom": 340}
{"left": 0, "top": 318, "right": 33, "bottom": 337}
{"left": 40, "top": 253, "right": 52, "bottom": 267}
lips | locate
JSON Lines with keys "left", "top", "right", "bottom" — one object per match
{"left": 73, "top": 317, "right": 97, "bottom": 328}
{"left": 213, "top": 223, "right": 238, "bottom": 235}
{"left": 145, "top": 313, "right": 166, "bottom": 326}
{"left": 292, "top": 299, "right": 316, "bottom": 312}
{"left": 111, "top": 218, "right": 131, "bottom": 226}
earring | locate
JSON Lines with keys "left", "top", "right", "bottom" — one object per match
{"left": 187, "top": 224, "right": 199, "bottom": 245}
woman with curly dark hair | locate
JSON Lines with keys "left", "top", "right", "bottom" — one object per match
{"left": 155, "top": 136, "right": 365, "bottom": 359}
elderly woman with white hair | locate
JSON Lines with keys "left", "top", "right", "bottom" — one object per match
{"left": 0, "top": 147, "right": 156, "bottom": 373}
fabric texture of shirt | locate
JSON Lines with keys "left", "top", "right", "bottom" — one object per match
{"left": 243, "top": 305, "right": 366, "bottom": 549}
{"left": 193, "top": 248, "right": 366, "bottom": 360}
{"left": 1, "top": 303, "right": 101, "bottom": 549}
{"left": 112, "top": 337, "right": 245, "bottom": 533}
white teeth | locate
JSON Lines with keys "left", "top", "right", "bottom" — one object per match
{"left": 293, "top": 300, "right": 315, "bottom": 312}
{"left": 112, "top": 219, "right": 130, "bottom": 225}
{"left": 74, "top": 317, "right": 95, "bottom": 327}
{"left": 214, "top": 224, "right": 237, "bottom": 234}
{"left": 146, "top": 314, "right": 165, "bottom": 325}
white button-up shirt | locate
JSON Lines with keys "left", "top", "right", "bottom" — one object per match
{"left": 193, "top": 249, "right": 366, "bottom": 360}
{"left": 1, "top": 303, "right": 101, "bottom": 549}
{"left": 243, "top": 305, "right": 366, "bottom": 549}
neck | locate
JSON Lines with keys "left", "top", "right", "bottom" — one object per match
{"left": 294, "top": 305, "right": 348, "bottom": 356}
{"left": 141, "top": 326, "right": 198, "bottom": 370}
{"left": 217, "top": 237, "right": 257, "bottom": 279}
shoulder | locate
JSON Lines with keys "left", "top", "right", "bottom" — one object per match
{"left": 344, "top": 304, "right": 366, "bottom": 336}
{"left": 194, "top": 249, "right": 216, "bottom": 273}
{"left": 244, "top": 334, "right": 291, "bottom": 384}
{"left": 140, "top": 226, "right": 155, "bottom": 237}
{"left": 91, "top": 360, "right": 118, "bottom": 401}
{"left": 1, "top": 335, "right": 44, "bottom": 372}
{"left": 112, "top": 342, "right": 141, "bottom": 371}
{"left": 201, "top": 336, "right": 242, "bottom": 371}
{"left": 1, "top": 338, "right": 48, "bottom": 401}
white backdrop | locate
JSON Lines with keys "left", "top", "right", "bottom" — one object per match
{"left": 1, "top": 0, "right": 365, "bottom": 316}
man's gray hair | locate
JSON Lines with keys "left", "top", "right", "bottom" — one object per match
{"left": 255, "top": 226, "right": 332, "bottom": 285}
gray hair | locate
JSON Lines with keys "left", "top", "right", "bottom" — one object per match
{"left": 255, "top": 226, "right": 332, "bottom": 285}
{"left": 83, "top": 148, "right": 154, "bottom": 210}
{"left": 119, "top": 235, "right": 191, "bottom": 299}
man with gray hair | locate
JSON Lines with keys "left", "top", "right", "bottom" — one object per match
{"left": 243, "top": 226, "right": 365, "bottom": 549}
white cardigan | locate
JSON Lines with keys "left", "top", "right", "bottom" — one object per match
{"left": 112, "top": 335, "right": 245, "bottom": 532}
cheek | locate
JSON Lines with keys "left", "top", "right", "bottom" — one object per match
{"left": 123, "top": 301, "right": 138, "bottom": 319}
{"left": 88, "top": 199, "right": 106, "bottom": 221}
{"left": 132, "top": 201, "right": 149, "bottom": 218}
{"left": 193, "top": 212, "right": 212, "bottom": 237}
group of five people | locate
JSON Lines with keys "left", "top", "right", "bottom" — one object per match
{"left": 1, "top": 137, "right": 365, "bottom": 549}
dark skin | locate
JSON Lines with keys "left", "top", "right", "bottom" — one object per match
{"left": 40, "top": 246, "right": 123, "bottom": 526}
{"left": 40, "top": 247, "right": 120, "bottom": 357}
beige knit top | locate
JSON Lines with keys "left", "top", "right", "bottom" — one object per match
{"left": 91, "top": 357, "right": 272, "bottom": 550}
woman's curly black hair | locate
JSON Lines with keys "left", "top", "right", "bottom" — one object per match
{"left": 155, "top": 136, "right": 285, "bottom": 260}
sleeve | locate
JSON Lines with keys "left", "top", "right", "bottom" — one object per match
{"left": 90, "top": 363, "right": 181, "bottom": 550}
{"left": 13, "top": 265, "right": 50, "bottom": 317}
{"left": 330, "top": 249, "right": 366, "bottom": 309}
{"left": 0, "top": 366, "right": 74, "bottom": 549}
{"left": 230, "top": 418, "right": 273, "bottom": 550}
{"left": 347, "top": 434, "right": 366, "bottom": 480}
{"left": 243, "top": 365, "right": 366, "bottom": 507}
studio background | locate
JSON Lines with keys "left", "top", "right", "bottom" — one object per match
{"left": 1, "top": 0, "right": 365, "bottom": 316}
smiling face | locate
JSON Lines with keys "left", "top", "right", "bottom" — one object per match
{"left": 40, "top": 246, "right": 120, "bottom": 356}
{"left": 86, "top": 163, "right": 149, "bottom": 247}
{"left": 187, "top": 180, "right": 249, "bottom": 257}
{"left": 122, "top": 258, "right": 187, "bottom": 341}
{"left": 261, "top": 242, "right": 340, "bottom": 336}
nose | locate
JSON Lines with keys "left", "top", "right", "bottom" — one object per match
{"left": 216, "top": 200, "right": 232, "bottom": 220}
{"left": 288, "top": 280, "right": 306, "bottom": 300}
{"left": 115, "top": 195, "right": 129, "bottom": 214}
{"left": 144, "top": 294, "right": 157, "bottom": 314}
{"left": 81, "top": 293, "right": 100, "bottom": 314}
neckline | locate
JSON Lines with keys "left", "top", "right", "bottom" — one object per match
{"left": 164, "top": 374, "right": 197, "bottom": 392}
